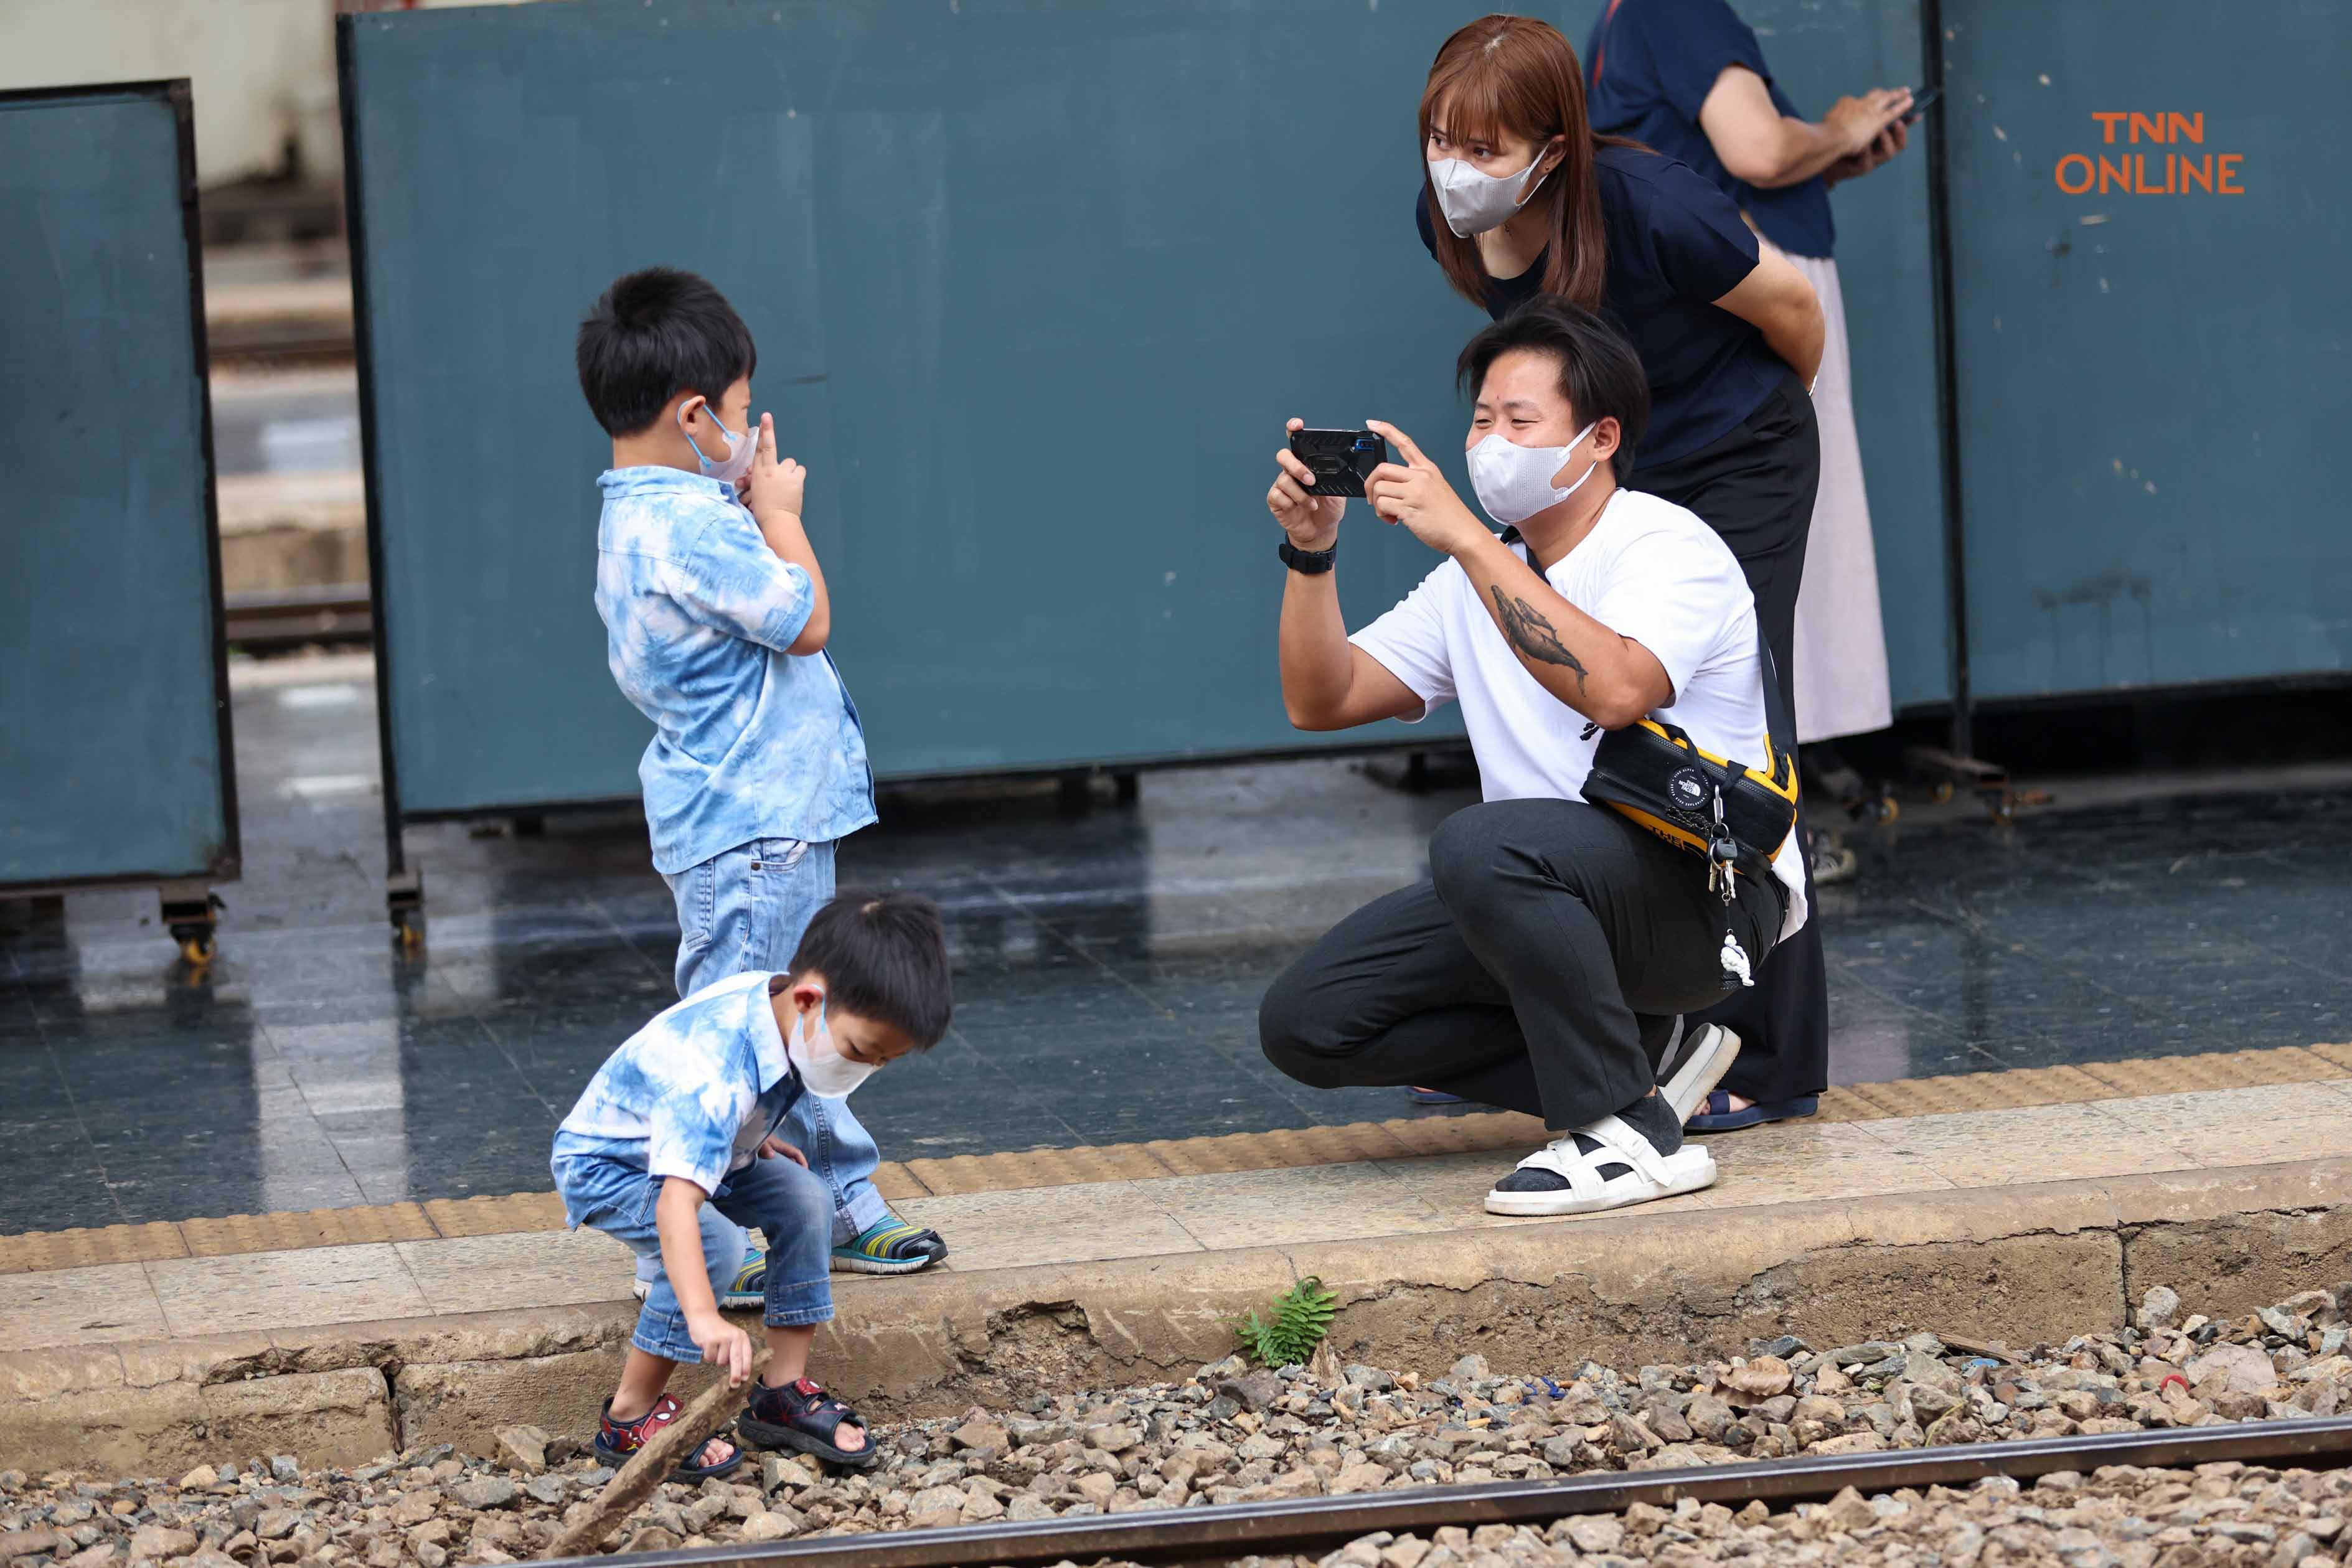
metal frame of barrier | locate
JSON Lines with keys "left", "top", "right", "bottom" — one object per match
{"left": 1901, "top": 0, "right": 2013, "bottom": 815}
{"left": 0, "top": 79, "right": 239, "bottom": 961}
{"left": 332, "top": 26, "right": 419, "bottom": 942}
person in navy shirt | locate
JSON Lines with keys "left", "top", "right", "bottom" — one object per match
{"left": 1406, "top": 14, "right": 1831, "bottom": 1134}
{"left": 1584, "top": 0, "right": 1910, "bottom": 264}
{"left": 1586, "top": 0, "right": 1914, "bottom": 913}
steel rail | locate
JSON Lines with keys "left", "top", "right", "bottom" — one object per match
{"left": 534, "top": 1415, "right": 2352, "bottom": 1568}
{"left": 222, "top": 585, "right": 374, "bottom": 650}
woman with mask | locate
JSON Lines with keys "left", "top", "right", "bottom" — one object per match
{"left": 1407, "top": 13, "right": 1828, "bottom": 1132}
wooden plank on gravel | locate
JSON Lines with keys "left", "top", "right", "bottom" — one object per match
{"left": 542, "top": 1345, "right": 769, "bottom": 1559}
{"left": 0, "top": 1528, "right": 62, "bottom": 1561}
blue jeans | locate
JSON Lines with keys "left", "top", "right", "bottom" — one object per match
{"left": 657, "top": 837, "right": 890, "bottom": 1248}
{"left": 553, "top": 1145, "right": 833, "bottom": 1363}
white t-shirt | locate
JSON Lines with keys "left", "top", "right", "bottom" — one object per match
{"left": 1350, "top": 487, "right": 1808, "bottom": 944}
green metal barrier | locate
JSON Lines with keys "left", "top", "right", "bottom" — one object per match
{"left": 341, "top": 0, "right": 2342, "bottom": 926}
{"left": 0, "top": 81, "right": 236, "bottom": 956}
{"left": 1942, "top": 0, "right": 2351, "bottom": 705}
{"left": 339, "top": 0, "right": 1500, "bottom": 850}
{"left": 339, "top": 0, "right": 1950, "bottom": 918}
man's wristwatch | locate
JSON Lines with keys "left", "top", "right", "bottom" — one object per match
{"left": 1279, "top": 538, "right": 1337, "bottom": 575}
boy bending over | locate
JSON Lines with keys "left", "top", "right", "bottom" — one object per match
{"left": 552, "top": 893, "right": 951, "bottom": 1478}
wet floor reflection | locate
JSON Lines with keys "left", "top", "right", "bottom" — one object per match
{"left": 209, "top": 373, "right": 362, "bottom": 476}
{"left": 4, "top": 656, "right": 2350, "bottom": 1232}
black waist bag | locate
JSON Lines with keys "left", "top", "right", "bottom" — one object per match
{"left": 1578, "top": 627, "right": 1796, "bottom": 984}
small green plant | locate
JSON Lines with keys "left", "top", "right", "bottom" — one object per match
{"left": 1229, "top": 1275, "right": 1338, "bottom": 1367}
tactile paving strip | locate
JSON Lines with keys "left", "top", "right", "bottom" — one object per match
{"left": 1837, "top": 1064, "right": 2116, "bottom": 1120}
{"left": 905, "top": 1143, "right": 1175, "bottom": 1196}
{"left": 4, "top": 1041, "right": 2346, "bottom": 1274}
{"left": 1812, "top": 1085, "right": 1888, "bottom": 1122}
{"left": 420, "top": 1191, "right": 567, "bottom": 1239}
{"left": 2072, "top": 1046, "right": 2345, "bottom": 1096}
{"left": 1146, "top": 1123, "right": 1418, "bottom": 1176}
{"left": 870, "top": 1162, "right": 929, "bottom": 1202}
{"left": 0, "top": 1221, "right": 187, "bottom": 1274}
{"left": 181, "top": 1204, "right": 436, "bottom": 1257}
{"left": 1381, "top": 1111, "right": 1548, "bottom": 1157}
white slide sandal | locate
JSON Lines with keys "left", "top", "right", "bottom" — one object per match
{"left": 1484, "top": 1113, "right": 1719, "bottom": 1217}
{"left": 1660, "top": 1023, "right": 1741, "bottom": 1125}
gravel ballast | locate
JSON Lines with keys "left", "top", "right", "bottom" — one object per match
{"left": 0, "top": 1280, "right": 2344, "bottom": 1567}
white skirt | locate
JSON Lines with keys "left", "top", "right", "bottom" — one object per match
{"left": 1762, "top": 240, "right": 1894, "bottom": 743}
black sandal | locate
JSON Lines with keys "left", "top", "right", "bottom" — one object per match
{"left": 738, "top": 1377, "right": 878, "bottom": 1468}
{"left": 591, "top": 1394, "right": 744, "bottom": 1481}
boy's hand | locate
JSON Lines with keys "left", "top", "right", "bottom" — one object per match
{"left": 688, "top": 1310, "right": 755, "bottom": 1386}
{"left": 757, "top": 1135, "right": 808, "bottom": 1166}
{"left": 748, "top": 413, "right": 805, "bottom": 522}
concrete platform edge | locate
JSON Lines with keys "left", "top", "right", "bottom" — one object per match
{"left": 4, "top": 1157, "right": 2347, "bottom": 1477}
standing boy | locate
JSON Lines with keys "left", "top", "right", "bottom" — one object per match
{"left": 577, "top": 268, "right": 948, "bottom": 1295}
{"left": 552, "top": 891, "right": 953, "bottom": 1476}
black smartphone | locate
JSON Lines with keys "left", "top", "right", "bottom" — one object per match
{"left": 1901, "top": 85, "right": 1942, "bottom": 123}
{"left": 1288, "top": 428, "right": 1390, "bottom": 498}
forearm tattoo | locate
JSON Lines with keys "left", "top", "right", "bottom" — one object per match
{"left": 1489, "top": 585, "right": 1589, "bottom": 693}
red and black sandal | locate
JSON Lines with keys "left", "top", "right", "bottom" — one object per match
{"left": 591, "top": 1393, "right": 745, "bottom": 1481}
{"left": 738, "top": 1378, "right": 879, "bottom": 1468}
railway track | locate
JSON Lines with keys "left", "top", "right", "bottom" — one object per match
{"left": 539, "top": 1414, "right": 2352, "bottom": 1568}
{"left": 222, "top": 584, "right": 373, "bottom": 650}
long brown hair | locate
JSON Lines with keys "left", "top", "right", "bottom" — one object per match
{"left": 1418, "top": 14, "right": 1642, "bottom": 313}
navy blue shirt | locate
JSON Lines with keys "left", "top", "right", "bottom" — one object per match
{"left": 1416, "top": 145, "right": 1789, "bottom": 464}
{"left": 1584, "top": 0, "right": 1837, "bottom": 259}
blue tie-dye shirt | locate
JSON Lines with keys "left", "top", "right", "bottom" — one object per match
{"left": 553, "top": 970, "right": 804, "bottom": 1198}
{"left": 595, "top": 467, "right": 877, "bottom": 875}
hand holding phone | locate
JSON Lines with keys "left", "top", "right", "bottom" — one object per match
{"left": 1901, "top": 85, "right": 1942, "bottom": 123}
{"left": 1269, "top": 420, "right": 1347, "bottom": 550}
{"left": 1287, "top": 428, "right": 1391, "bottom": 499}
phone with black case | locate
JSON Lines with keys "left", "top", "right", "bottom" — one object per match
{"left": 1289, "top": 428, "right": 1390, "bottom": 498}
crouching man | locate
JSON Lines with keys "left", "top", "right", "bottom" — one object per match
{"left": 1257, "top": 299, "right": 1808, "bottom": 1216}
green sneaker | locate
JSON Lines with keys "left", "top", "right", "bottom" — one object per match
{"left": 629, "top": 1245, "right": 769, "bottom": 1310}
{"left": 717, "top": 1248, "right": 770, "bottom": 1307}
{"left": 830, "top": 1217, "right": 948, "bottom": 1275}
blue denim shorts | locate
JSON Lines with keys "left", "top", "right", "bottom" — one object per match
{"left": 553, "top": 1141, "right": 834, "bottom": 1363}
{"left": 666, "top": 837, "right": 835, "bottom": 1000}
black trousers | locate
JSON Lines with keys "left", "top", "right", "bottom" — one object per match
{"left": 1628, "top": 374, "right": 1828, "bottom": 1107}
{"left": 1259, "top": 800, "right": 1783, "bottom": 1132}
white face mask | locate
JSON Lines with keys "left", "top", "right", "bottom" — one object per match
{"left": 678, "top": 400, "right": 755, "bottom": 486}
{"left": 788, "top": 995, "right": 877, "bottom": 1099}
{"left": 1429, "top": 151, "right": 1552, "bottom": 238}
{"left": 1466, "top": 421, "right": 1599, "bottom": 525}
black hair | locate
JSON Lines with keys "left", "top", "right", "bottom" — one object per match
{"left": 575, "top": 267, "right": 758, "bottom": 437}
{"left": 1456, "top": 296, "right": 1650, "bottom": 464}
{"left": 788, "top": 891, "right": 953, "bottom": 1049}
